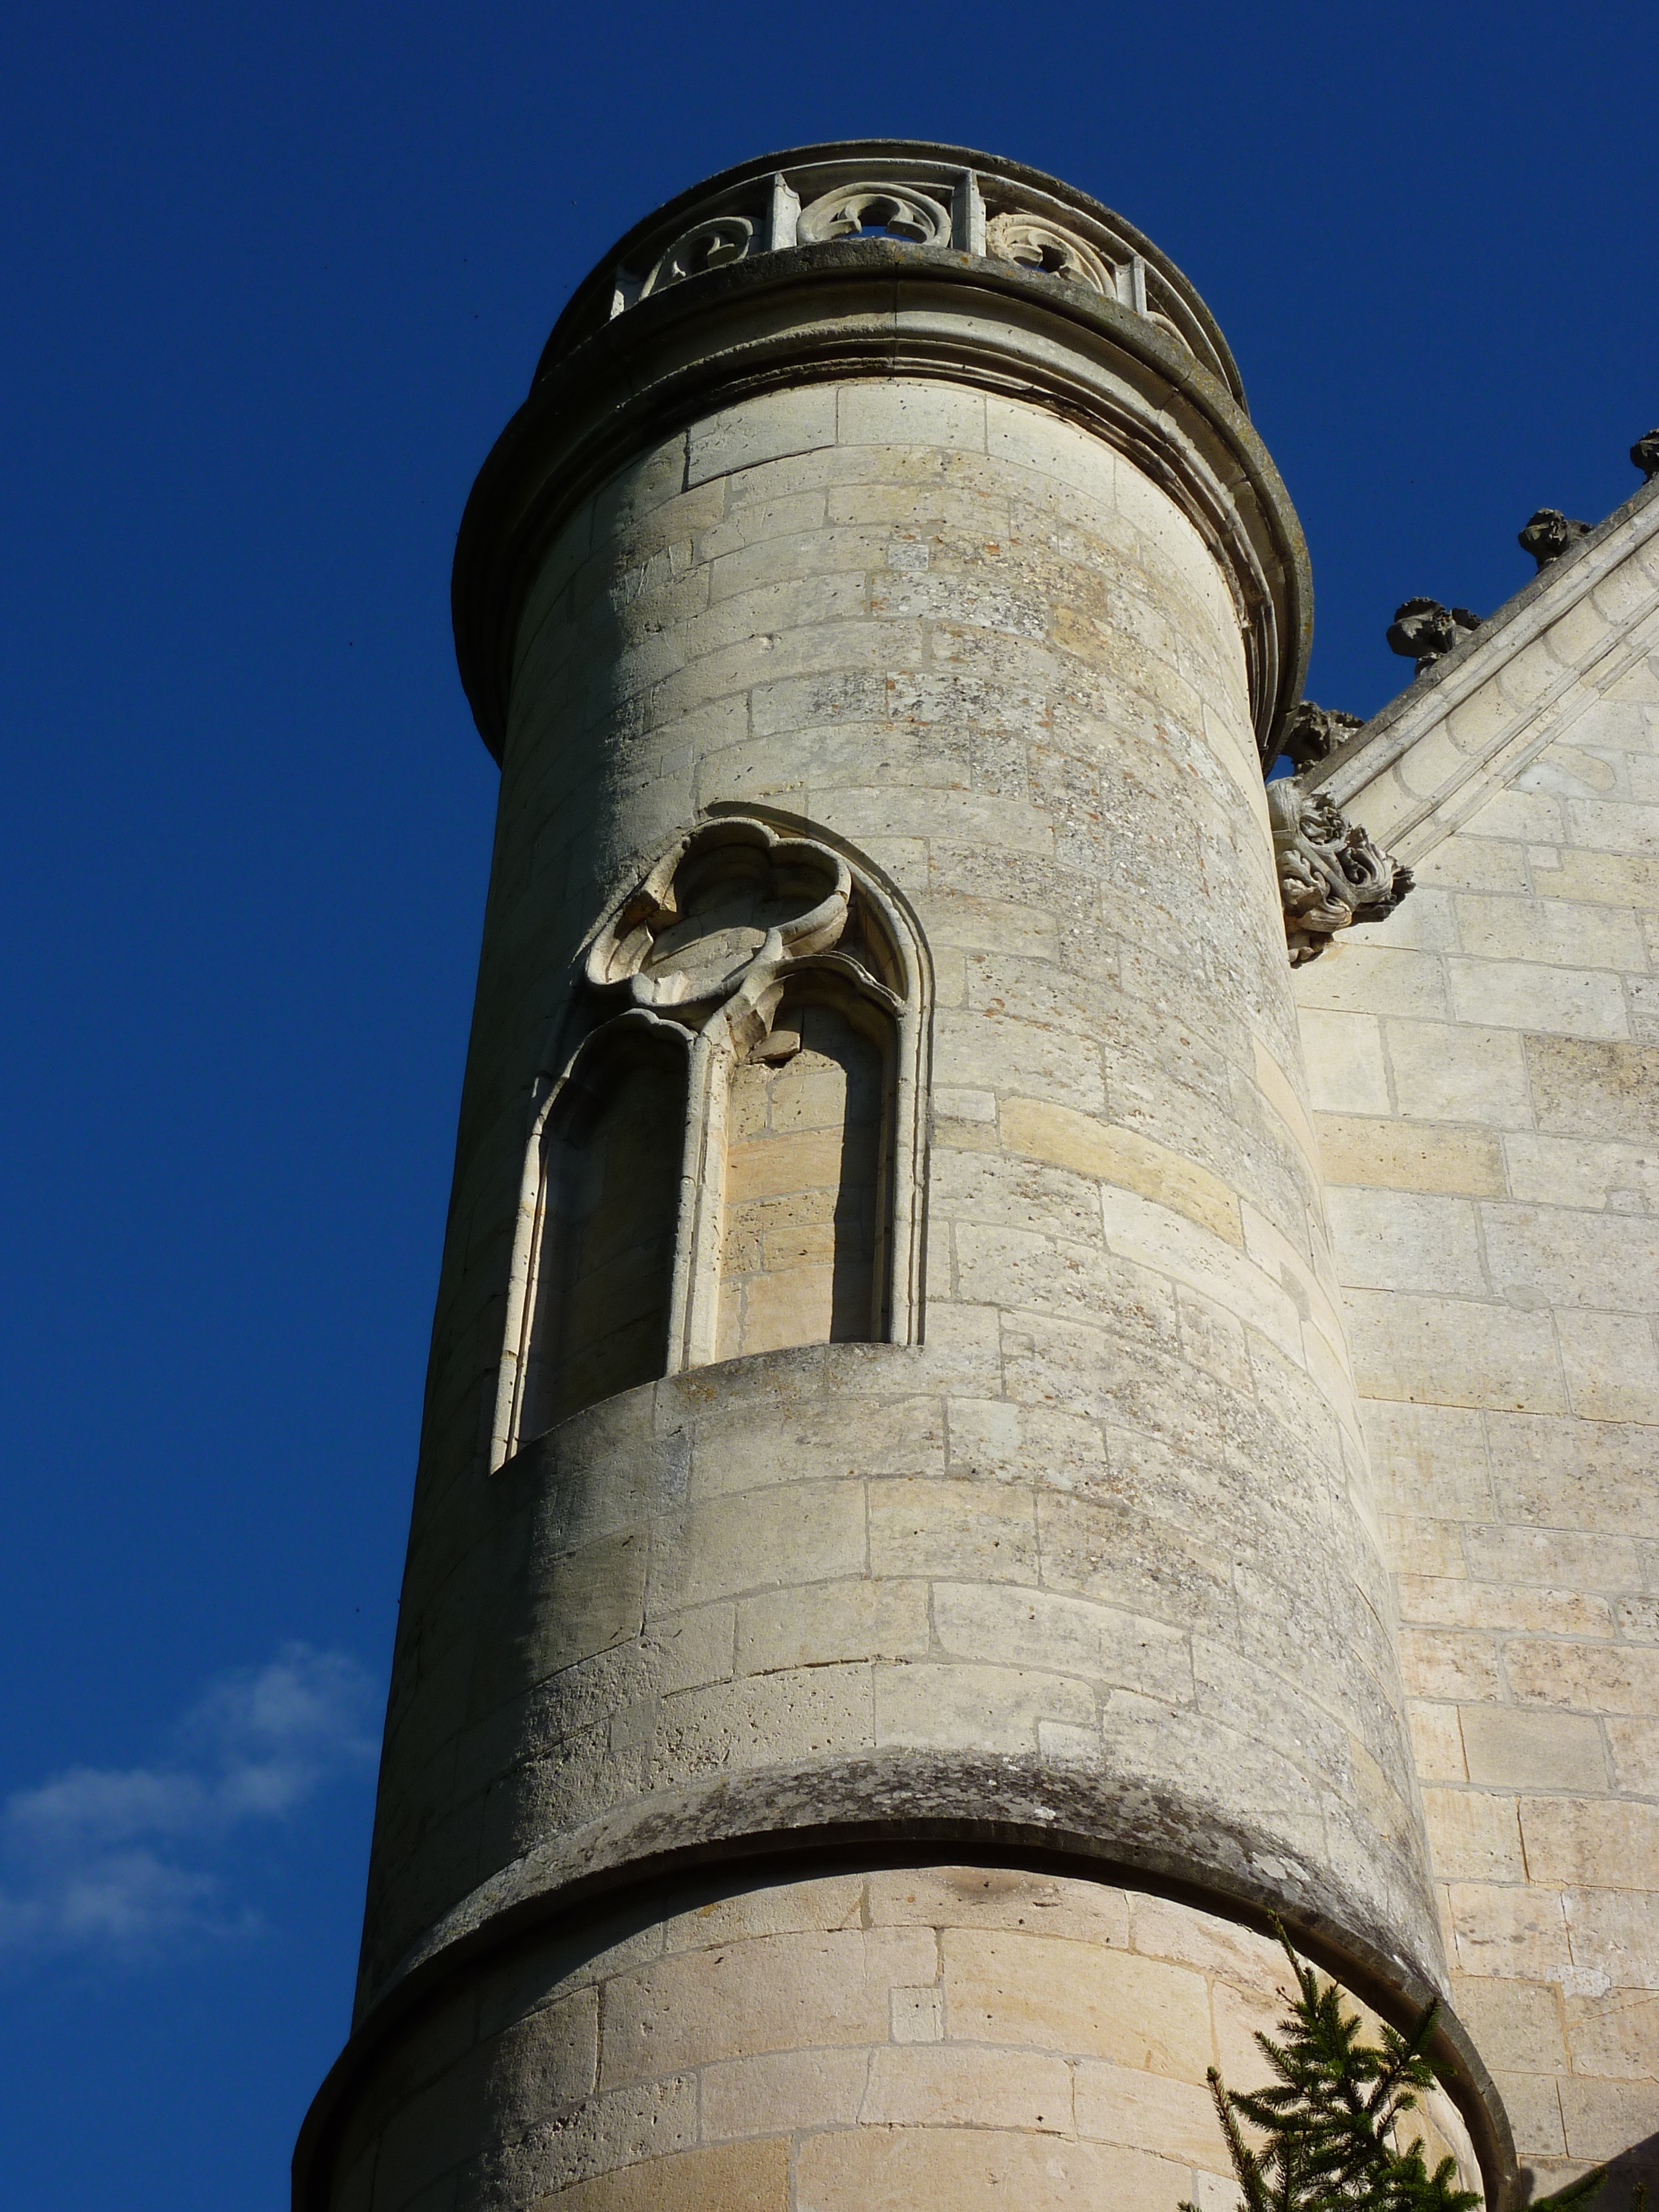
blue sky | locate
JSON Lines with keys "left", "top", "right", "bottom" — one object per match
{"left": 1, "top": 2, "right": 1652, "bottom": 2203}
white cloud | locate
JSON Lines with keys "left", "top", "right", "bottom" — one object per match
{"left": 0, "top": 1644, "right": 378, "bottom": 1960}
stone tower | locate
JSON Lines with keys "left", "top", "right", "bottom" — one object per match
{"left": 295, "top": 143, "right": 1514, "bottom": 2210}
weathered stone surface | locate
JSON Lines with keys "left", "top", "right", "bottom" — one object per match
{"left": 296, "top": 141, "right": 1532, "bottom": 2212}
{"left": 1292, "top": 471, "right": 1659, "bottom": 2210}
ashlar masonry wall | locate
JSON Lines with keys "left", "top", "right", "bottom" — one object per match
{"left": 1296, "top": 539, "right": 1659, "bottom": 2197}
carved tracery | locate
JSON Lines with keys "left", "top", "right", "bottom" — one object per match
{"left": 491, "top": 819, "right": 928, "bottom": 1465}
{"left": 796, "top": 184, "right": 954, "bottom": 246}
{"left": 984, "top": 212, "right": 1111, "bottom": 295}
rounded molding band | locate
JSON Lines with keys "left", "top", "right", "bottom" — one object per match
{"left": 294, "top": 1765, "right": 1515, "bottom": 2212}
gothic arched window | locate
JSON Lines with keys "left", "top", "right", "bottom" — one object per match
{"left": 491, "top": 816, "right": 928, "bottom": 1466}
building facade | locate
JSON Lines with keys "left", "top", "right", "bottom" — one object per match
{"left": 294, "top": 143, "right": 1659, "bottom": 2210}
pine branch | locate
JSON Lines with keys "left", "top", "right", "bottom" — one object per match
{"left": 1191, "top": 1923, "right": 1481, "bottom": 2212}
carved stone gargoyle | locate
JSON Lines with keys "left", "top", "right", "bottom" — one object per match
{"left": 1633, "top": 429, "right": 1659, "bottom": 481}
{"left": 1280, "top": 700, "right": 1364, "bottom": 774}
{"left": 1519, "top": 509, "right": 1590, "bottom": 572}
{"left": 1268, "top": 779, "right": 1413, "bottom": 966}
{"left": 1387, "top": 597, "right": 1481, "bottom": 677}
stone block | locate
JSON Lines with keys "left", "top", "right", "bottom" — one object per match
{"left": 1564, "top": 797, "right": 1659, "bottom": 856}
{"left": 1459, "top": 1705, "right": 1610, "bottom": 1792}
{"left": 839, "top": 380, "right": 988, "bottom": 451}
{"left": 1326, "top": 1187, "right": 1488, "bottom": 1296}
{"left": 867, "top": 1475, "right": 1039, "bottom": 1584}
{"left": 1563, "top": 1987, "right": 1659, "bottom": 2079}
{"left": 865, "top": 1865, "right": 1131, "bottom": 1946}
{"left": 945, "top": 1929, "right": 1212, "bottom": 2080}
{"left": 599, "top": 1926, "right": 933, "bottom": 2084}
{"left": 1455, "top": 894, "right": 1647, "bottom": 971}
{"left": 686, "top": 387, "right": 839, "bottom": 488}
{"left": 1481, "top": 1202, "right": 1659, "bottom": 1312}
{"left": 1558, "top": 1311, "right": 1659, "bottom": 1423}
{"left": 662, "top": 1874, "right": 868, "bottom": 1951}
{"left": 1486, "top": 1411, "right": 1654, "bottom": 1539}
{"left": 1296, "top": 943, "right": 1450, "bottom": 1021}
{"left": 1609, "top": 1719, "right": 1659, "bottom": 1797}
{"left": 1364, "top": 1401, "right": 1493, "bottom": 1520}
{"left": 531, "top": 2136, "right": 789, "bottom": 2211}
{"left": 794, "top": 2125, "right": 1184, "bottom": 2212}
{"left": 1409, "top": 1701, "right": 1469, "bottom": 1781}
{"left": 1503, "top": 1132, "right": 1659, "bottom": 1212}
{"left": 1490, "top": 2070, "right": 1567, "bottom": 2158}
{"left": 873, "top": 1660, "right": 1094, "bottom": 1753}
{"left": 1446, "top": 959, "right": 1627, "bottom": 1039}
{"left": 1397, "top": 1575, "right": 1610, "bottom": 1638}
{"left": 735, "top": 1578, "right": 930, "bottom": 1674}
{"left": 1415, "top": 837, "right": 1531, "bottom": 894}
{"left": 931, "top": 1581, "right": 1194, "bottom": 1702}
{"left": 860, "top": 2042, "right": 1071, "bottom": 2130}
{"left": 651, "top": 1664, "right": 874, "bottom": 1781}
{"left": 1544, "top": 848, "right": 1659, "bottom": 908}
{"left": 1074, "top": 2059, "right": 1222, "bottom": 2162}
{"left": 1000, "top": 1094, "right": 1244, "bottom": 1246}
{"left": 1446, "top": 1882, "right": 1572, "bottom": 1979}
{"left": 645, "top": 1483, "right": 866, "bottom": 1614}
{"left": 1314, "top": 1115, "right": 1506, "bottom": 1197}
{"left": 698, "top": 2047, "right": 868, "bottom": 2140}
{"left": 1449, "top": 1972, "right": 1567, "bottom": 2074}
{"left": 1399, "top": 1629, "right": 1502, "bottom": 1703}
{"left": 1422, "top": 1787, "right": 1526, "bottom": 1880}
{"left": 1557, "top": 2074, "right": 1659, "bottom": 2162}
{"left": 1342, "top": 1289, "right": 1567, "bottom": 1413}
{"left": 1296, "top": 1010, "right": 1392, "bottom": 1116}
{"left": 1384, "top": 1018, "right": 1533, "bottom": 1130}
{"left": 1565, "top": 1885, "right": 1659, "bottom": 1990}
{"left": 1525, "top": 1036, "right": 1659, "bottom": 1141}
{"left": 1469, "top": 786, "right": 1566, "bottom": 843}
{"left": 1506, "top": 1640, "right": 1659, "bottom": 1716}
{"left": 891, "top": 1985, "right": 944, "bottom": 2042}
{"left": 1520, "top": 1797, "right": 1659, "bottom": 1890}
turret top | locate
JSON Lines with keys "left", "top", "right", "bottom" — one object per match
{"left": 533, "top": 139, "right": 1246, "bottom": 408}
{"left": 454, "top": 139, "right": 1309, "bottom": 762}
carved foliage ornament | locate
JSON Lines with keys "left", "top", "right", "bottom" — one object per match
{"left": 1269, "top": 779, "right": 1413, "bottom": 967}
{"left": 1386, "top": 597, "right": 1481, "bottom": 677}
{"left": 1631, "top": 429, "right": 1659, "bottom": 481}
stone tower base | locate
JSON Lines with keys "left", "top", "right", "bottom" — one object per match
{"left": 320, "top": 1865, "right": 1480, "bottom": 2210}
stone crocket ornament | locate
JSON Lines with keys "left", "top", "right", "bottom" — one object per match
{"left": 1387, "top": 597, "right": 1481, "bottom": 675}
{"left": 1519, "top": 509, "right": 1590, "bottom": 572}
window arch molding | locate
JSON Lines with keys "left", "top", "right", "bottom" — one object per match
{"left": 491, "top": 814, "right": 931, "bottom": 1469}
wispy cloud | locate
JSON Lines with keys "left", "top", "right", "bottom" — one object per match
{"left": 0, "top": 1644, "right": 378, "bottom": 1960}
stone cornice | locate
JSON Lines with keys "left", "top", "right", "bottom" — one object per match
{"left": 1307, "top": 472, "right": 1659, "bottom": 859}
{"left": 452, "top": 146, "right": 1310, "bottom": 768}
